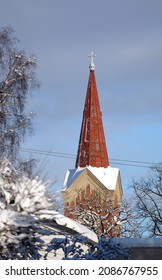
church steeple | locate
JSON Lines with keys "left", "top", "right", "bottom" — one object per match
{"left": 75, "top": 52, "right": 109, "bottom": 168}
{"left": 62, "top": 53, "right": 122, "bottom": 237}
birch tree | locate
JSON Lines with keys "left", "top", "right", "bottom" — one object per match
{"left": 0, "top": 26, "right": 39, "bottom": 163}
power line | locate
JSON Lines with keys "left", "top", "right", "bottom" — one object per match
{"left": 109, "top": 161, "right": 150, "bottom": 168}
{"left": 19, "top": 148, "right": 76, "bottom": 159}
{"left": 19, "top": 147, "right": 156, "bottom": 168}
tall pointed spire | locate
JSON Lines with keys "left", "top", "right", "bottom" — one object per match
{"left": 75, "top": 52, "right": 109, "bottom": 168}
{"left": 62, "top": 53, "right": 122, "bottom": 237}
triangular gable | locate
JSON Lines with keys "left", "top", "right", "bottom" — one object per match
{"left": 62, "top": 166, "right": 122, "bottom": 194}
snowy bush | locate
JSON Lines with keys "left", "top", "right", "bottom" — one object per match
{"left": 0, "top": 159, "right": 52, "bottom": 259}
{"left": 85, "top": 238, "right": 131, "bottom": 260}
{"left": 46, "top": 236, "right": 130, "bottom": 260}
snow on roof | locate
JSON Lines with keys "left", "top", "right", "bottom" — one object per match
{"left": 37, "top": 210, "right": 98, "bottom": 243}
{"left": 112, "top": 238, "right": 162, "bottom": 248}
{"left": 62, "top": 167, "right": 84, "bottom": 190}
{"left": 62, "top": 166, "right": 119, "bottom": 191}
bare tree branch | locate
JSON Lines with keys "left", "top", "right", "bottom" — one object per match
{"left": 0, "top": 26, "right": 39, "bottom": 163}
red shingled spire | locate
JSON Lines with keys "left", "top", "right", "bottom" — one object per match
{"left": 75, "top": 52, "right": 109, "bottom": 168}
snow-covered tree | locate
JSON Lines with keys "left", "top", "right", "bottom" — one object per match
{"left": 0, "top": 26, "right": 39, "bottom": 163}
{"left": 66, "top": 188, "right": 128, "bottom": 238}
{"left": 0, "top": 159, "right": 53, "bottom": 259}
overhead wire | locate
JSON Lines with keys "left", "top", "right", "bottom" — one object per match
{"left": 19, "top": 147, "right": 155, "bottom": 168}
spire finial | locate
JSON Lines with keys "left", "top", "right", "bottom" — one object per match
{"left": 88, "top": 51, "right": 96, "bottom": 70}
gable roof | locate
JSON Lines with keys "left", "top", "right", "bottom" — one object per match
{"left": 62, "top": 166, "right": 121, "bottom": 192}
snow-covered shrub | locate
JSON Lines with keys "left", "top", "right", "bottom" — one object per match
{"left": 47, "top": 235, "right": 130, "bottom": 260}
{"left": 46, "top": 235, "right": 89, "bottom": 260}
{"left": 0, "top": 159, "right": 52, "bottom": 259}
{"left": 84, "top": 238, "right": 131, "bottom": 260}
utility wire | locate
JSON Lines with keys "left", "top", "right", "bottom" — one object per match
{"left": 19, "top": 147, "right": 156, "bottom": 168}
{"left": 19, "top": 148, "right": 75, "bottom": 159}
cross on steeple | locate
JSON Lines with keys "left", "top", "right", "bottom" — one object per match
{"left": 88, "top": 51, "right": 96, "bottom": 70}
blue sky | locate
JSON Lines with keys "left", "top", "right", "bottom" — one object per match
{"left": 0, "top": 0, "right": 162, "bottom": 195}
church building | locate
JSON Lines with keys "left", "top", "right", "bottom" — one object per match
{"left": 62, "top": 52, "right": 123, "bottom": 237}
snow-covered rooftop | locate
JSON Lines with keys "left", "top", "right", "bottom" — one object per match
{"left": 62, "top": 166, "right": 120, "bottom": 191}
{"left": 37, "top": 210, "right": 98, "bottom": 243}
{"left": 112, "top": 238, "right": 162, "bottom": 248}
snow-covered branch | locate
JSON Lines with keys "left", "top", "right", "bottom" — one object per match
{"left": 0, "top": 159, "right": 53, "bottom": 259}
{"left": 0, "top": 26, "right": 39, "bottom": 161}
